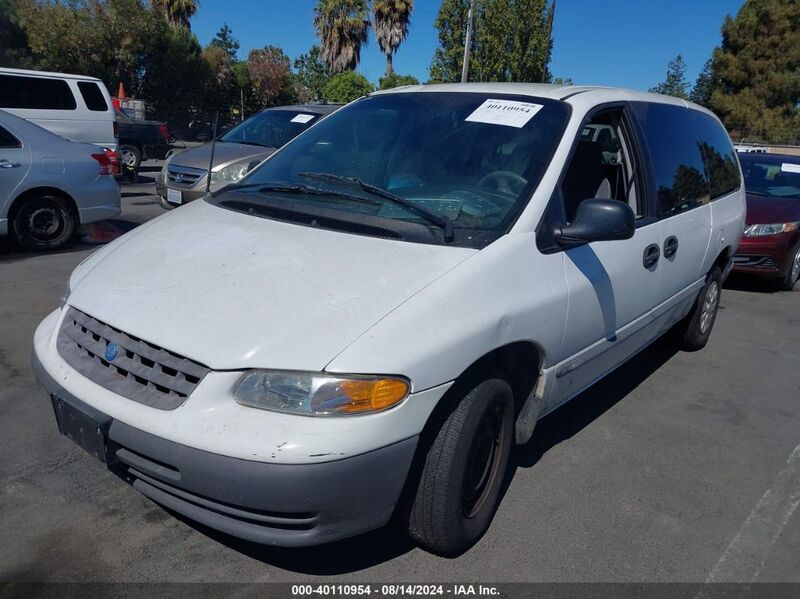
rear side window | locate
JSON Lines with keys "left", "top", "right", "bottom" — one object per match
{"left": 0, "top": 74, "right": 77, "bottom": 110}
{"left": 691, "top": 111, "right": 741, "bottom": 199}
{"left": 631, "top": 102, "right": 709, "bottom": 217}
{"left": 77, "top": 81, "right": 109, "bottom": 111}
{"left": 0, "top": 125, "right": 21, "bottom": 148}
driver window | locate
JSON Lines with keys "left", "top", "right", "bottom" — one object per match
{"left": 562, "top": 110, "right": 641, "bottom": 223}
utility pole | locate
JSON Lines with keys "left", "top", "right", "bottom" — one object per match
{"left": 461, "top": 0, "right": 477, "bottom": 83}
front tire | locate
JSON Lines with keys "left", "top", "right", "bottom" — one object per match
{"left": 11, "top": 193, "right": 76, "bottom": 251}
{"left": 674, "top": 266, "right": 722, "bottom": 351}
{"left": 407, "top": 377, "right": 514, "bottom": 556}
{"left": 778, "top": 244, "right": 800, "bottom": 291}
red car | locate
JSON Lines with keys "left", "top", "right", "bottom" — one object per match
{"left": 734, "top": 152, "right": 800, "bottom": 290}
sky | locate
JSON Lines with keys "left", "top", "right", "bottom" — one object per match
{"left": 190, "top": 0, "right": 746, "bottom": 91}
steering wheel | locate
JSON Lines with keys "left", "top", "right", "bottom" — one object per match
{"left": 477, "top": 170, "right": 528, "bottom": 196}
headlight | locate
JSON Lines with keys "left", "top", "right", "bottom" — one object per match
{"left": 743, "top": 222, "right": 798, "bottom": 237}
{"left": 210, "top": 160, "right": 256, "bottom": 185}
{"left": 233, "top": 371, "right": 410, "bottom": 416}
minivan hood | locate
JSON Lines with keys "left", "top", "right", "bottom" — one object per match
{"left": 170, "top": 141, "right": 276, "bottom": 172}
{"left": 68, "top": 201, "right": 475, "bottom": 371}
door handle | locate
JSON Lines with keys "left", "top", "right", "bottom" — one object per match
{"left": 0, "top": 161, "right": 21, "bottom": 168}
{"left": 663, "top": 236, "right": 679, "bottom": 258}
{"left": 643, "top": 243, "right": 660, "bottom": 268}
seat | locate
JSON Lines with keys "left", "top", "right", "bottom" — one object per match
{"left": 562, "top": 141, "right": 610, "bottom": 221}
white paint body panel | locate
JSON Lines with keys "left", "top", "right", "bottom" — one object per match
{"left": 32, "top": 84, "right": 746, "bottom": 465}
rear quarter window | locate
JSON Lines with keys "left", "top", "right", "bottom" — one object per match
{"left": 690, "top": 110, "right": 741, "bottom": 199}
{"left": 631, "top": 102, "right": 709, "bottom": 218}
{"left": 77, "top": 81, "right": 109, "bottom": 112}
{"left": 0, "top": 125, "right": 21, "bottom": 148}
{"left": 0, "top": 74, "right": 77, "bottom": 110}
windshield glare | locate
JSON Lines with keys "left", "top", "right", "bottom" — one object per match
{"left": 741, "top": 156, "right": 800, "bottom": 199}
{"left": 216, "top": 93, "right": 569, "bottom": 244}
{"left": 220, "top": 110, "right": 319, "bottom": 148}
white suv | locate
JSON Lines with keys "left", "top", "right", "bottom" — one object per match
{"left": 33, "top": 84, "right": 745, "bottom": 556}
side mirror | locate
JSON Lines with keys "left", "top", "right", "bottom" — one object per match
{"left": 555, "top": 198, "right": 635, "bottom": 247}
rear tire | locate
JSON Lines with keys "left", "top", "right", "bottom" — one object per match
{"left": 407, "top": 377, "right": 514, "bottom": 556}
{"left": 119, "top": 145, "right": 141, "bottom": 181}
{"left": 777, "top": 244, "right": 800, "bottom": 291}
{"left": 11, "top": 193, "right": 75, "bottom": 251}
{"left": 674, "top": 266, "right": 722, "bottom": 351}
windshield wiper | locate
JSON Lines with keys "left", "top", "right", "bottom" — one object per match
{"left": 235, "top": 140, "right": 271, "bottom": 148}
{"left": 299, "top": 172, "right": 455, "bottom": 242}
{"left": 225, "top": 182, "right": 382, "bottom": 205}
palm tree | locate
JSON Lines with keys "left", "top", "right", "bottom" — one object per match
{"left": 314, "top": 0, "right": 370, "bottom": 73}
{"left": 152, "top": 0, "right": 199, "bottom": 29}
{"left": 372, "top": 0, "right": 412, "bottom": 77}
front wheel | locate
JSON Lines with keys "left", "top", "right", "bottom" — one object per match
{"left": 407, "top": 377, "right": 514, "bottom": 556}
{"left": 119, "top": 145, "right": 141, "bottom": 181}
{"left": 674, "top": 266, "right": 722, "bottom": 351}
{"left": 778, "top": 244, "right": 800, "bottom": 291}
{"left": 11, "top": 193, "right": 75, "bottom": 251}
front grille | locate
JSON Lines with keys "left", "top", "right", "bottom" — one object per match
{"left": 733, "top": 255, "right": 777, "bottom": 268}
{"left": 167, "top": 165, "right": 206, "bottom": 188}
{"left": 57, "top": 307, "right": 209, "bottom": 410}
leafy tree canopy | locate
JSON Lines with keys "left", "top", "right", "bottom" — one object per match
{"left": 323, "top": 70, "right": 374, "bottom": 103}
{"left": 649, "top": 54, "right": 690, "bottom": 100}
{"left": 294, "top": 45, "right": 333, "bottom": 102}
{"left": 210, "top": 23, "right": 240, "bottom": 61}
{"left": 429, "top": 0, "right": 554, "bottom": 83}
{"left": 710, "top": 0, "right": 800, "bottom": 143}
{"left": 247, "top": 45, "right": 298, "bottom": 108}
{"left": 379, "top": 72, "right": 419, "bottom": 89}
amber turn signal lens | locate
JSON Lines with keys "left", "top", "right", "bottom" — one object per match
{"left": 336, "top": 378, "right": 410, "bottom": 414}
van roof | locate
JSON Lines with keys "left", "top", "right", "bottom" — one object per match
{"left": 373, "top": 82, "right": 713, "bottom": 115}
{"left": 0, "top": 66, "right": 104, "bottom": 83}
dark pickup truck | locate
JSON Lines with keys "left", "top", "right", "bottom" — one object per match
{"left": 115, "top": 110, "right": 173, "bottom": 179}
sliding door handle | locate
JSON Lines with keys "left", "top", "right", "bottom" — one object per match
{"left": 643, "top": 243, "right": 660, "bottom": 268}
{"left": 663, "top": 236, "right": 679, "bottom": 258}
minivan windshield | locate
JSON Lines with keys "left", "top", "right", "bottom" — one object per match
{"left": 219, "top": 109, "right": 320, "bottom": 149}
{"left": 739, "top": 154, "right": 800, "bottom": 199}
{"left": 211, "top": 92, "right": 569, "bottom": 246}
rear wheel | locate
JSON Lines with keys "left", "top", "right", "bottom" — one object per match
{"left": 119, "top": 145, "right": 141, "bottom": 181}
{"left": 777, "top": 244, "right": 800, "bottom": 291}
{"left": 674, "top": 266, "right": 722, "bottom": 351}
{"left": 407, "top": 377, "right": 513, "bottom": 556}
{"left": 11, "top": 193, "right": 75, "bottom": 251}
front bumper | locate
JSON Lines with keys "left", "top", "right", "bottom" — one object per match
{"left": 32, "top": 350, "right": 418, "bottom": 546}
{"left": 732, "top": 233, "right": 798, "bottom": 279}
{"left": 155, "top": 174, "right": 215, "bottom": 207}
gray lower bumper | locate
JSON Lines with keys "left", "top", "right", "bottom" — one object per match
{"left": 32, "top": 352, "right": 418, "bottom": 547}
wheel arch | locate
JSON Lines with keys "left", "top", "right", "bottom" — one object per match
{"left": 8, "top": 186, "right": 79, "bottom": 224}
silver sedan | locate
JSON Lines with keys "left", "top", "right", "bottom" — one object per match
{"left": 0, "top": 109, "right": 120, "bottom": 250}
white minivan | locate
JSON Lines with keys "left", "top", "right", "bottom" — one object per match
{"left": 32, "top": 84, "right": 745, "bottom": 555}
{"left": 0, "top": 67, "right": 116, "bottom": 149}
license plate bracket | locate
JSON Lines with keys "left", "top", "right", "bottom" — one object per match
{"left": 167, "top": 187, "right": 182, "bottom": 205}
{"left": 51, "top": 395, "right": 113, "bottom": 464}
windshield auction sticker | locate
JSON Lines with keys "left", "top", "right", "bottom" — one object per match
{"left": 465, "top": 99, "right": 544, "bottom": 128}
{"left": 291, "top": 113, "right": 315, "bottom": 124}
{"left": 781, "top": 162, "right": 800, "bottom": 174}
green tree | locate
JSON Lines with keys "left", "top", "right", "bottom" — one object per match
{"left": 247, "top": 46, "right": 298, "bottom": 108}
{"left": 709, "top": 0, "right": 800, "bottom": 143}
{"left": 323, "top": 70, "right": 373, "bottom": 102}
{"left": 294, "top": 45, "right": 333, "bottom": 102}
{"left": 151, "top": 0, "right": 198, "bottom": 29}
{"left": 372, "top": 0, "right": 413, "bottom": 77}
{"left": 379, "top": 72, "right": 419, "bottom": 89}
{"left": 649, "top": 54, "right": 690, "bottom": 99}
{"left": 429, "top": 0, "right": 554, "bottom": 83}
{"left": 210, "top": 23, "right": 240, "bottom": 60}
{"left": 690, "top": 58, "right": 717, "bottom": 107}
{"left": 0, "top": 0, "right": 31, "bottom": 67}
{"left": 314, "top": 0, "right": 370, "bottom": 73}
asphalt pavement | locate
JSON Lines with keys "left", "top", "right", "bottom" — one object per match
{"left": 1, "top": 165, "right": 798, "bottom": 583}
